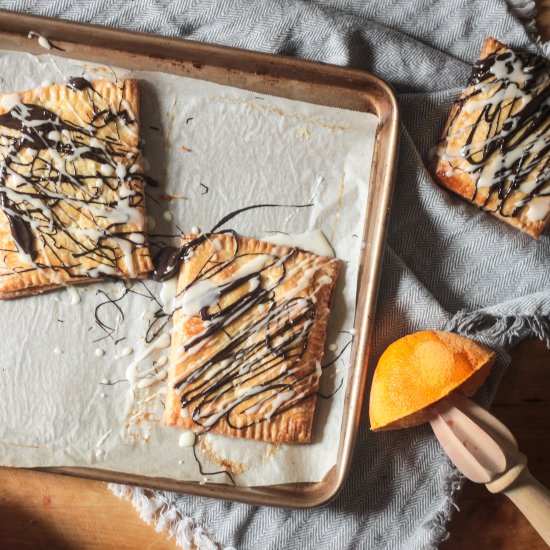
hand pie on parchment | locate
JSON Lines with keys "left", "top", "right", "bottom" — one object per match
{"left": 162, "top": 233, "right": 340, "bottom": 444}
{"left": 430, "top": 37, "right": 550, "bottom": 238}
{"left": 0, "top": 79, "right": 153, "bottom": 298}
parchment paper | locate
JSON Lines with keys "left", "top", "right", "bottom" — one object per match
{"left": 0, "top": 47, "right": 377, "bottom": 486}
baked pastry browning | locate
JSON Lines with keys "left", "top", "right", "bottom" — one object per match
{"left": 162, "top": 233, "right": 340, "bottom": 444}
{"left": 431, "top": 37, "right": 550, "bottom": 238}
{"left": 0, "top": 79, "right": 153, "bottom": 298}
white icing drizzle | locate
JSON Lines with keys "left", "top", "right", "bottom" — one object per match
{"left": 115, "top": 346, "right": 134, "bottom": 359}
{"left": 527, "top": 195, "right": 550, "bottom": 221}
{"left": 28, "top": 32, "right": 52, "bottom": 50}
{"left": 100, "top": 163, "right": 115, "bottom": 177}
{"left": 65, "top": 285, "right": 81, "bottom": 305}
{"left": 155, "top": 355, "right": 169, "bottom": 367}
{"left": 125, "top": 333, "right": 171, "bottom": 391}
{"left": 94, "top": 429, "right": 112, "bottom": 458}
{"left": 116, "top": 163, "right": 127, "bottom": 179}
{"left": 170, "top": 234, "right": 338, "bottom": 431}
{"left": 262, "top": 229, "right": 334, "bottom": 257}
{"left": 178, "top": 431, "right": 195, "bottom": 447}
{"left": 38, "top": 36, "right": 52, "bottom": 50}
{"left": 160, "top": 276, "right": 178, "bottom": 315}
{"left": 96, "top": 429, "right": 112, "bottom": 448}
{"left": 179, "top": 278, "right": 221, "bottom": 318}
{"left": 438, "top": 45, "right": 550, "bottom": 224}
{"left": 140, "top": 385, "right": 167, "bottom": 405}
{"left": 0, "top": 78, "right": 149, "bottom": 289}
{"left": 0, "top": 94, "right": 20, "bottom": 111}
{"left": 136, "top": 367, "right": 167, "bottom": 389}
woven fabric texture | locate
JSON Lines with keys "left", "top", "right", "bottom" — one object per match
{"left": 1, "top": 1, "right": 549, "bottom": 548}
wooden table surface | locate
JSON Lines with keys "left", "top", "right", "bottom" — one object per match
{"left": 1, "top": 6, "right": 550, "bottom": 550}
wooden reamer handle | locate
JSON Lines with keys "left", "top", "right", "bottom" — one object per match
{"left": 486, "top": 453, "right": 550, "bottom": 546}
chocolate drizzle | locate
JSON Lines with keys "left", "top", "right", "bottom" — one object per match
{"left": 170, "top": 232, "right": 334, "bottom": 434}
{"left": 152, "top": 203, "right": 313, "bottom": 282}
{"left": 0, "top": 80, "right": 149, "bottom": 281}
{"left": 152, "top": 234, "right": 208, "bottom": 282}
{"left": 67, "top": 77, "right": 93, "bottom": 92}
{"left": 0, "top": 191, "right": 36, "bottom": 259}
{"left": 443, "top": 43, "right": 550, "bottom": 219}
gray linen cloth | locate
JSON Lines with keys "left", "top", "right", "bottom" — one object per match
{"left": 2, "top": 0, "right": 549, "bottom": 548}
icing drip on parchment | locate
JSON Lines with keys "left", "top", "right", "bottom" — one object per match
{"left": 0, "top": 79, "right": 149, "bottom": 284}
{"left": 440, "top": 44, "right": 550, "bottom": 222}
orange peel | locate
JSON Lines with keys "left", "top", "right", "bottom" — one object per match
{"left": 369, "top": 330, "right": 495, "bottom": 431}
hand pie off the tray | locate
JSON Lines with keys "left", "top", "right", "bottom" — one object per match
{"left": 162, "top": 233, "right": 340, "bottom": 444}
{"left": 430, "top": 37, "right": 550, "bottom": 238}
{"left": 0, "top": 79, "right": 153, "bottom": 298}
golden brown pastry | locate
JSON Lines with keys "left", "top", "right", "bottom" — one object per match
{"left": 430, "top": 37, "right": 550, "bottom": 238}
{"left": 162, "top": 233, "right": 340, "bottom": 444}
{"left": 0, "top": 79, "right": 153, "bottom": 298}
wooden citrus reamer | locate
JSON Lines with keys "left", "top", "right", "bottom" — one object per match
{"left": 431, "top": 392, "right": 550, "bottom": 545}
{"left": 369, "top": 330, "right": 550, "bottom": 545}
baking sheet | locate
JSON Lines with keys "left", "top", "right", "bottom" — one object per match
{"left": 0, "top": 46, "right": 378, "bottom": 486}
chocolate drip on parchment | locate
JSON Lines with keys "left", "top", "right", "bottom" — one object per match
{"left": 152, "top": 203, "right": 313, "bottom": 281}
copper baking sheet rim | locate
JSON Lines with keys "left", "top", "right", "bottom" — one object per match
{"left": 0, "top": 9, "right": 399, "bottom": 510}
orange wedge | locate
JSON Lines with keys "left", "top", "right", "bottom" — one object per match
{"left": 369, "top": 330, "right": 496, "bottom": 431}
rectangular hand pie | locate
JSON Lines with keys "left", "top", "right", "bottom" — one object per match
{"left": 0, "top": 78, "right": 153, "bottom": 298}
{"left": 162, "top": 233, "right": 340, "bottom": 444}
{"left": 430, "top": 37, "right": 550, "bottom": 238}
